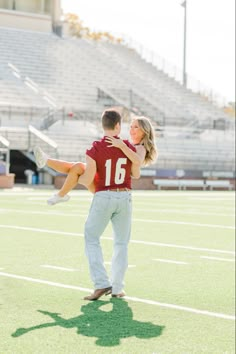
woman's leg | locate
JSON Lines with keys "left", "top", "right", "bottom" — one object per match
{"left": 34, "top": 147, "right": 96, "bottom": 205}
{"left": 47, "top": 158, "right": 76, "bottom": 174}
{"left": 58, "top": 162, "right": 86, "bottom": 197}
{"left": 57, "top": 163, "right": 97, "bottom": 196}
{"left": 47, "top": 162, "right": 96, "bottom": 205}
{"left": 34, "top": 146, "right": 76, "bottom": 174}
{"left": 47, "top": 162, "right": 89, "bottom": 205}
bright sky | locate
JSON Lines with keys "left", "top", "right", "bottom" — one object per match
{"left": 61, "top": 0, "right": 235, "bottom": 103}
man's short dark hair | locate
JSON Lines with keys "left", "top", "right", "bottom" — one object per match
{"left": 102, "top": 110, "right": 121, "bottom": 130}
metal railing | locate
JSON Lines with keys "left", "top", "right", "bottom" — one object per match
{"left": 0, "top": 135, "right": 10, "bottom": 174}
{"left": 121, "top": 36, "right": 229, "bottom": 108}
{"left": 28, "top": 125, "right": 58, "bottom": 156}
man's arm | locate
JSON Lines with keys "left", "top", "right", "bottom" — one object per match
{"left": 78, "top": 155, "right": 96, "bottom": 187}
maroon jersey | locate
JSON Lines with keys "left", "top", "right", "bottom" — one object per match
{"left": 86, "top": 136, "right": 136, "bottom": 192}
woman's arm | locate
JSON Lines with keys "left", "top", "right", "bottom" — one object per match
{"left": 131, "top": 163, "right": 141, "bottom": 179}
{"left": 105, "top": 137, "right": 145, "bottom": 165}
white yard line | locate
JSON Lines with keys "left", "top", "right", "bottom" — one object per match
{"left": 124, "top": 296, "right": 235, "bottom": 321}
{"left": 0, "top": 225, "right": 84, "bottom": 237}
{"left": 0, "top": 224, "right": 234, "bottom": 255}
{"left": 133, "top": 239, "right": 235, "bottom": 255}
{"left": 0, "top": 208, "right": 234, "bottom": 229}
{"left": 190, "top": 197, "right": 234, "bottom": 201}
{"left": 0, "top": 190, "right": 90, "bottom": 196}
{"left": 27, "top": 197, "right": 92, "bottom": 201}
{"left": 134, "top": 201, "right": 234, "bottom": 211}
{"left": 200, "top": 256, "right": 235, "bottom": 263}
{"left": 135, "top": 208, "right": 235, "bottom": 217}
{"left": 133, "top": 218, "right": 235, "bottom": 230}
{"left": 0, "top": 208, "right": 87, "bottom": 217}
{"left": 0, "top": 271, "right": 234, "bottom": 321}
{"left": 104, "top": 261, "right": 136, "bottom": 268}
{"left": 153, "top": 259, "right": 188, "bottom": 265}
{"left": 1, "top": 189, "right": 233, "bottom": 196}
{"left": 132, "top": 191, "right": 234, "bottom": 198}
{"left": 41, "top": 265, "right": 79, "bottom": 272}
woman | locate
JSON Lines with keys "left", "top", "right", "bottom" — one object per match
{"left": 34, "top": 116, "right": 157, "bottom": 205}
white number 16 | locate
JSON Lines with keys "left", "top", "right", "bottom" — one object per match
{"left": 105, "top": 158, "right": 127, "bottom": 186}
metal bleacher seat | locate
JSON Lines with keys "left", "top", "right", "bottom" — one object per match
{"left": 205, "top": 180, "right": 233, "bottom": 190}
{"left": 0, "top": 26, "right": 234, "bottom": 176}
{"left": 153, "top": 179, "right": 206, "bottom": 190}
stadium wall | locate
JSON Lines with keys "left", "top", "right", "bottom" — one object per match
{"left": 0, "top": 0, "right": 62, "bottom": 32}
{"left": 0, "top": 173, "right": 15, "bottom": 188}
{"left": 53, "top": 175, "right": 235, "bottom": 191}
{"left": 0, "top": 0, "right": 52, "bottom": 14}
{"left": 54, "top": 175, "right": 156, "bottom": 191}
{"left": 0, "top": 8, "right": 51, "bottom": 32}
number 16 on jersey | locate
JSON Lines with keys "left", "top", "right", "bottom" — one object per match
{"left": 105, "top": 158, "right": 127, "bottom": 186}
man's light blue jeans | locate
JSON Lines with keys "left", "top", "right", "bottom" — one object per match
{"left": 84, "top": 190, "right": 132, "bottom": 294}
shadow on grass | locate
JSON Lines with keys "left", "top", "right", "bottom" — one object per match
{"left": 11, "top": 298, "right": 165, "bottom": 346}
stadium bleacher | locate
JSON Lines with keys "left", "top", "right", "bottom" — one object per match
{"left": 0, "top": 25, "right": 235, "bottom": 185}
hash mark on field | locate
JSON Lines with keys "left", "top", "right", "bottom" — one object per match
{"left": 104, "top": 261, "right": 136, "bottom": 268}
{"left": 153, "top": 259, "right": 188, "bottom": 265}
{"left": 0, "top": 271, "right": 234, "bottom": 321}
{"left": 41, "top": 265, "right": 79, "bottom": 272}
{"left": 200, "top": 256, "right": 235, "bottom": 263}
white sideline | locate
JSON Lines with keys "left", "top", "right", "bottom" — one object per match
{"left": 0, "top": 225, "right": 84, "bottom": 237}
{"left": 0, "top": 271, "right": 234, "bottom": 321}
{"left": 0, "top": 207, "right": 234, "bottom": 229}
{"left": 133, "top": 218, "right": 235, "bottom": 230}
{"left": 0, "top": 208, "right": 87, "bottom": 217}
{"left": 153, "top": 259, "right": 188, "bottom": 265}
{"left": 200, "top": 256, "right": 235, "bottom": 263}
{"left": 41, "top": 265, "right": 79, "bottom": 272}
{"left": 135, "top": 208, "right": 235, "bottom": 217}
{"left": 1, "top": 205, "right": 234, "bottom": 217}
{"left": 0, "top": 224, "right": 234, "bottom": 255}
{"left": 190, "top": 197, "right": 234, "bottom": 201}
{"left": 134, "top": 201, "right": 234, "bottom": 211}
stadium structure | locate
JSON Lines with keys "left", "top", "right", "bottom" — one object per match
{"left": 0, "top": 0, "right": 235, "bottom": 190}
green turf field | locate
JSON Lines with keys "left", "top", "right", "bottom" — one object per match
{"left": 0, "top": 188, "right": 235, "bottom": 354}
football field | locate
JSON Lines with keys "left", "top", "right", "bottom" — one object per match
{"left": 0, "top": 188, "right": 235, "bottom": 353}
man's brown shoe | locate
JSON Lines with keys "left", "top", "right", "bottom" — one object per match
{"left": 84, "top": 286, "right": 112, "bottom": 301}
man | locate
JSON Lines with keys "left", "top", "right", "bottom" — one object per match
{"left": 78, "top": 109, "right": 140, "bottom": 300}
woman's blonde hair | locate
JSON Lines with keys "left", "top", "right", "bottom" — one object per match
{"left": 133, "top": 116, "right": 158, "bottom": 166}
